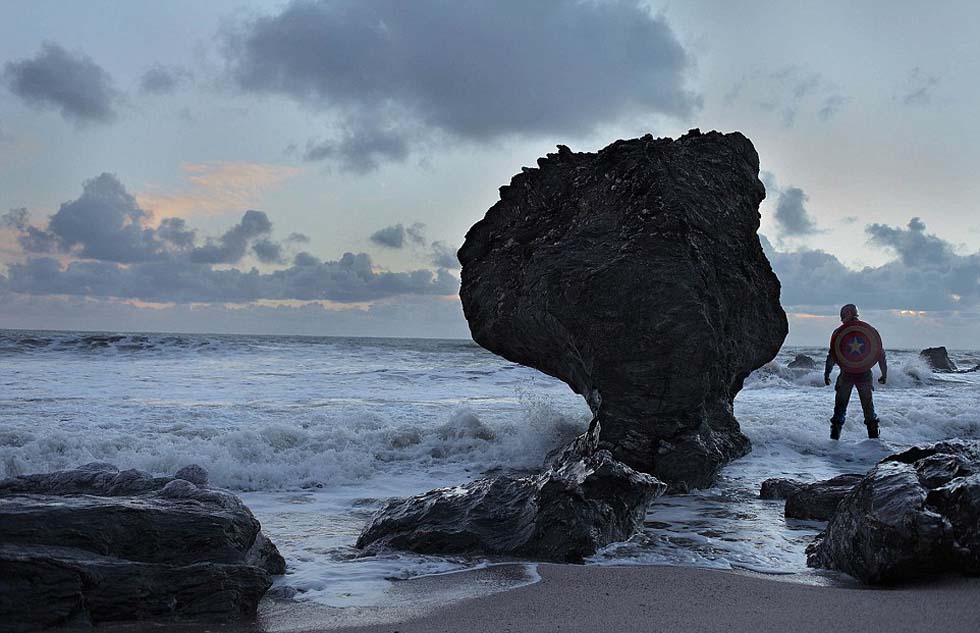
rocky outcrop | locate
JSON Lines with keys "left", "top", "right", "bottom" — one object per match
{"left": 458, "top": 129, "right": 786, "bottom": 490}
{"left": 761, "top": 474, "right": 863, "bottom": 520}
{"left": 358, "top": 450, "right": 665, "bottom": 563}
{"left": 919, "top": 347, "right": 980, "bottom": 373}
{"left": 807, "top": 441, "right": 980, "bottom": 584}
{"left": 0, "top": 463, "right": 284, "bottom": 631}
{"left": 921, "top": 347, "right": 958, "bottom": 371}
{"left": 787, "top": 354, "right": 817, "bottom": 369}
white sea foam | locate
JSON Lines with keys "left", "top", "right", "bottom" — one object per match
{"left": 2, "top": 330, "right": 978, "bottom": 602}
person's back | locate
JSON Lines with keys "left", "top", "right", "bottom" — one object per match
{"left": 824, "top": 303, "right": 887, "bottom": 440}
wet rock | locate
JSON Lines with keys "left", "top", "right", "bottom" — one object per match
{"left": 458, "top": 129, "right": 786, "bottom": 490}
{"left": 357, "top": 450, "right": 666, "bottom": 563}
{"left": 784, "top": 474, "right": 864, "bottom": 521}
{"left": 806, "top": 440, "right": 980, "bottom": 584}
{"left": 787, "top": 354, "right": 817, "bottom": 369}
{"left": 0, "top": 463, "right": 284, "bottom": 631}
{"left": 920, "top": 346, "right": 957, "bottom": 371}
{"left": 760, "top": 477, "right": 804, "bottom": 500}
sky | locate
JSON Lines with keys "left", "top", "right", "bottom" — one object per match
{"left": 1, "top": 0, "right": 978, "bottom": 347}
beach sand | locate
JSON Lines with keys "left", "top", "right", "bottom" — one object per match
{"left": 103, "top": 564, "right": 980, "bottom": 633}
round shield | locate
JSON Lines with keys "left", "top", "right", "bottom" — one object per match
{"left": 833, "top": 322, "right": 881, "bottom": 372}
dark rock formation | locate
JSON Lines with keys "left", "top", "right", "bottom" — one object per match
{"left": 921, "top": 346, "right": 958, "bottom": 371}
{"left": 784, "top": 474, "right": 864, "bottom": 521}
{"left": 0, "top": 463, "right": 284, "bottom": 631}
{"left": 760, "top": 477, "right": 804, "bottom": 500}
{"left": 761, "top": 474, "right": 863, "bottom": 520}
{"left": 787, "top": 354, "right": 817, "bottom": 369}
{"left": 457, "top": 129, "right": 787, "bottom": 491}
{"left": 358, "top": 450, "right": 666, "bottom": 563}
{"left": 807, "top": 441, "right": 980, "bottom": 584}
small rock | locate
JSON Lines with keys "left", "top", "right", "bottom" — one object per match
{"left": 175, "top": 464, "right": 209, "bottom": 486}
{"left": 919, "top": 346, "right": 957, "bottom": 372}
{"left": 760, "top": 478, "right": 804, "bottom": 500}
{"left": 787, "top": 354, "right": 817, "bottom": 369}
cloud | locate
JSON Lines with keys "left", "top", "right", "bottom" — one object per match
{"left": 189, "top": 210, "right": 273, "bottom": 263}
{"left": 139, "top": 65, "right": 192, "bottom": 94}
{"left": 737, "top": 66, "right": 845, "bottom": 126}
{"left": 430, "top": 241, "right": 460, "bottom": 269}
{"left": 866, "top": 217, "right": 955, "bottom": 267}
{"left": 136, "top": 161, "right": 301, "bottom": 219}
{"left": 224, "top": 0, "right": 699, "bottom": 170}
{"left": 370, "top": 224, "right": 407, "bottom": 248}
{"left": 762, "top": 172, "right": 820, "bottom": 237}
{"left": 252, "top": 238, "right": 285, "bottom": 264}
{"left": 287, "top": 232, "right": 310, "bottom": 243}
{"left": 3, "top": 43, "right": 117, "bottom": 124}
{"left": 899, "top": 68, "right": 939, "bottom": 106}
{"left": 2, "top": 173, "right": 460, "bottom": 305}
{"left": 774, "top": 186, "right": 818, "bottom": 236}
{"left": 5, "top": 253, "right": 459, "bottom": 303}
{"left": 761, "top": 219, "right": 980, "bottom": 312}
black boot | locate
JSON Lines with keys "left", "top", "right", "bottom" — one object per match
{"left": 865, "top": 418, "right": 880, "bottom": 439}
{"left": 830, "top": 422, "right": 842, "bottom": 440}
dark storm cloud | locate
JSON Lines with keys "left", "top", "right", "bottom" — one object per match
{"left": 430, "top": 241, "right": 460, "bottom": 269}
{"left": 5, "top": 253, "right": 459, "bottom": 303}
{"left": 189, "top": 210, "right": 273, "bottom": 263}
{"left": 760, "top": 219, "right": 980, "bottom": 311}
{"left": 225, "top": 0, "right": 699, "bottom": 170}
{"left": 3, "top": 43, "right": 117, "bottom": 124}
{"left": 139, "top": 65, "right": 192, "bottom": 94}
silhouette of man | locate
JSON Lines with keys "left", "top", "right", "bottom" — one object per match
{"left": 824, "top": 303, "right": 887, "bottom": 440}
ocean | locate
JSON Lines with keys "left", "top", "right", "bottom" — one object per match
{"left": 2, "top": 329, "right": 978, "bottom": 605}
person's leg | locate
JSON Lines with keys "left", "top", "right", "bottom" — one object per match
{"left": 830, "top": 375, "right": 853, "bottom": 440}
{"left": 856, "top": 381, "right": 879, "bottom": 438}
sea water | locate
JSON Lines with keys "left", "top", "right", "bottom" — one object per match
{"left": 1, "top": 330, "right": 978, "bottom": 604}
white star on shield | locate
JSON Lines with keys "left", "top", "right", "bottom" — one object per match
{"left": 847, "top": 337, "right": 865, "bottom": 355}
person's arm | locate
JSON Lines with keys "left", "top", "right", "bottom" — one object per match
{"left": 878, "top": 349, "right": 888, "bottom": 384}
{"left": 824, "top": 349, "right": 835, "bottom": 386}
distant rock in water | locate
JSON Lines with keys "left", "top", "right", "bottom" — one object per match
{"left": 358, "top": 450, "right": 665, "bottom": 563}
{"left": 807, "top": 440, "right": 980, "bottom": 584}
{"left": 787, "top": 354, "right": 817, "bottom": 369}
{"left": 760, "top": 474, "right": 864, "bottom": 521}
{"left": 919, "top": 347, "right": 980, "bottom": 373}
{"left": 920, "top": 346, "right": 958, "bottom": 371}
{"left": 458, "top": 129, "right": 787, "bottom": 490}
{"left": 0, "top": 463, "right": 284, "bottom": 631}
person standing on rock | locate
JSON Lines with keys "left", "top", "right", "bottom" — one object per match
{"left": 823, "top": 304, "right": 887, "bottom": 440}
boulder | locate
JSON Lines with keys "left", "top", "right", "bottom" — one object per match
{"left": 760, "top": 477, "right": 804, "bottom": 500}
{"left": 920, "top": 346, "right": 957, "bottom": 371}
{"left": 0, "top": 463, "right": 284, "bottom": 631}
{"left": 357, "top": 450, "right": 666, "bottom": 563}
{"left": 458, "top": 129, "right": 786, "bottom": 490}
{"left": 806, "top": 440, "right": 980, "bottom": 584}
{"left": 787, "top": 354, "right": 817, "bottom": 369}
{"left": 783, "top": 474, "right": 864, "bottom": 521}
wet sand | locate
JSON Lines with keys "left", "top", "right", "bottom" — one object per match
{"left": 103, "top": 564, "right": 980, "bottom": 633}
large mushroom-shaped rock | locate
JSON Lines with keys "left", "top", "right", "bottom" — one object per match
{"left": 806, "top": 441, "right": 980, "bottom": 584}
{"left": 358, "top": 450, "right": 665, "bottom": 563}
{"left": 920, "top": 347, "right": 957, "bottom": 372}
{"left": 458, "top": 129, "right": 787, "bottom": 490}
{"left": 0, "top": 463, "right": 284, "bottom": 631}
